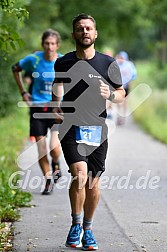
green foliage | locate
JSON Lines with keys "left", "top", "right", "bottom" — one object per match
{"left": 22, "top": 0, "right": 60, "bottom": 51}
{"left": 56, "top": 0, "right": 115, "bottom": 45}
{"left": 54, "top": 0, "right": 156, "bottom": 58}
{"left": 0, "top": 1, "right": 30, "bottom": 118}
{"left": 0, "top": 189, "right": 31, "bottom": 222}
{"left": 1, "top": 0, "right": 15, "bottom": 9}
{"left": 143, "top": 0, "right": 167, "bottom": 65}
{"left": 9, "top": 0, "right": 167, "bottom": 60}
{"left": 0, "top": 0, "right": 29, "bottom": 59}
{"left": 2, "top": 0, "right": 167, "bottom": 59}
{"left": 0, "top": 108, "right": 32, "bottom": 223}
{"left": 0, "top": 54, "right": 20, "bottom": 117}
{"left": 0, "top": 107, "right": 31, "bottom": 250}
{"left": 133, "top": 61, "right": 167, "bottom": 144}
{"left": 134, "top": 91, "right": 167, "bottom": 144}
{"left": 135, "top": 60, "right": 167, "bottom": 90}
{"left": 153, "top": 65, "right": 167, "bottom": 89}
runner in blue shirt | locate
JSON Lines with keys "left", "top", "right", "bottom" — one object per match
{"left": 12, "top": 29, "right": 63, "bottom": 195}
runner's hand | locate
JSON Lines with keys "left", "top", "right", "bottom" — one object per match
{"left": 99, "top": 80, "right": 110, "bottom": 99}
{"left": 22, "top": 92, "right": 32, "bottom": 106}
{"left": 52, "top": 107, "right": 64, "bottom": 124}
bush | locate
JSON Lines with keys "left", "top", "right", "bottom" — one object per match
{"left": 0, "top": 55, "right": 19, "bottom": 117}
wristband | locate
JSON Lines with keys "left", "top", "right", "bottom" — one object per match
{"left": 21, "top": 91, "right": 27, "bottom": 96}
{"left": 109, "top": 91, "right": 115, "bottom": 101}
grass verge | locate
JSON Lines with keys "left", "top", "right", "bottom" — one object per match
{"left": 0, "top": 107, "right": 32, "bottom": 250}
{"left": 133, "top": 90, "right": 167, "bottom": 144}
{"left": 132, "top": 61, "right": 167, "bottom": 144}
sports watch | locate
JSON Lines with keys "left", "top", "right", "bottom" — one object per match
{"left": 109, "top": 90, "right": 115, "bottom": 101}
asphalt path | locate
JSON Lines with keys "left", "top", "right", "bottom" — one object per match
{"left": 13, "top": 115, "right": 167, "bottom": 252}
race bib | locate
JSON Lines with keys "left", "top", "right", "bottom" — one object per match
{"left": 75, "top": 126, "right": 102, "bottom": 146}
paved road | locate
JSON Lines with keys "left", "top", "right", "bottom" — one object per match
{"left": 13, "top": 116, "right": 167, "bottom": 252}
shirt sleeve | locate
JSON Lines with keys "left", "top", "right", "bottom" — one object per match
{"left": 19, "top": 54, "right": 36, "bottom": 73}
{"left": 108, "top": 60, "right": 123, "bottom": 89}
{"left": 54, "top": 58, "right": 67, "bottom": 84}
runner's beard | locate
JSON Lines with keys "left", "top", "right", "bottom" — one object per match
{"left": 75, "top": 37, "right": 96, "bottom": 49}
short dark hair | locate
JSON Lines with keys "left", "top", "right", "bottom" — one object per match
{"left": 41, "top": 29, "right": 61, "bottom": 46}
{"left": 72, "top": 13, "right": 96, "bottom": 31}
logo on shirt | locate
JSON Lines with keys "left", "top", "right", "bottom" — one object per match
{"left": 88, "top": 74, "right": 101, "bottom": 79}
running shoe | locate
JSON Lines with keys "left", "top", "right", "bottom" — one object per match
{"left": 52, "top": 160, "right": 62, "bottom": 183}
{"left": 65, "top": 223, "right": 83, "bottom": 248}
{"left": 82, "top": 229, "right": 98, "bottom": 250}
{"left": 42, "top": 178, "right": 54, "bottom": 195}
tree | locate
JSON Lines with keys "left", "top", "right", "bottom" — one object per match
{"left": 144, "top": 0, "right": 167, "bottom": 67}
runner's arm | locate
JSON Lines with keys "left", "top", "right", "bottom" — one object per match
{"left": 52, "top": 79, "right": 64, "bottom": 123}
{"left": 12, "top": 63, "right": 31, "bottom": 104}
{"left": 99, "top": 79, "right": 125, "bottom": 103}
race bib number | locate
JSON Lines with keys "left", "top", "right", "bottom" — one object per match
{"left": 75, "top": 126, "right": 102, "bottom": 146}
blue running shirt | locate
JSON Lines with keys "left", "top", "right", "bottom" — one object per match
{"left": 19, "top": 51, "right": 63, "bottom": 103}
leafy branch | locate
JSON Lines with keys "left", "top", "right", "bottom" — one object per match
{"left": 0, "top": 0, "right": 29, "bottom": 59}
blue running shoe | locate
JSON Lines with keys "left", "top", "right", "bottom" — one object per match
{"left": 82, "top": 229, "right": 98, "bottom": 250}
{"left": 65, "top": 224, "right": 83, "bottom": 248}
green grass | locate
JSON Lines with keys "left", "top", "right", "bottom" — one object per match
{"left": 0, "top": 107, "right": 32, "bottom": 250}
{"left": 132, "top": 61, "right": 167, "bottom": 144}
